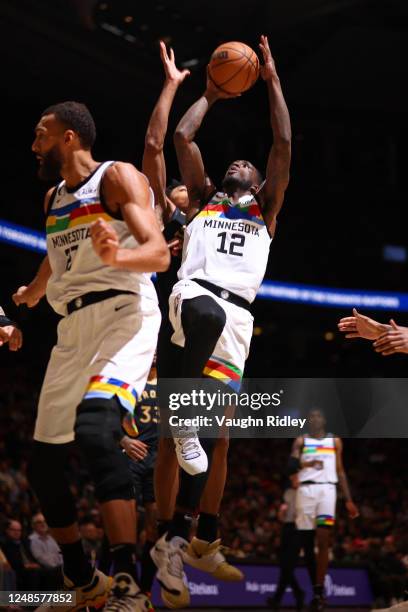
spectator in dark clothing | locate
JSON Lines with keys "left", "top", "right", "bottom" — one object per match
{"left": 2, "top": 519, "right": 41, "bottom": 589}
{"left": 0, "top": 546, "right": 16, "bottom": 590}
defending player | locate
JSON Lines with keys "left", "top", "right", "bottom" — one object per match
{"left": 12, "top": 101, "right": 169, "bottom": 611}
{"left": 120, "top": 357, "right": 166, "bottom": 601}
{"left": 140, "top": 44, "right": 242, "bottom": 609}
{"left": 151, "top": 35, "right": 291, "bottom": 608}
{"left": 291, "top": 409, "right": 359, "bottom": 611}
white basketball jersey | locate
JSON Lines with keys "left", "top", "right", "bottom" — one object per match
{"left": 299, "top": 436, "right": 338, "bottom": 484}
{"left": 46, "top": 161, "right": 157, "bottom": 316}
{"left": 177, "top": 192, "right": 272, "bottom": 303}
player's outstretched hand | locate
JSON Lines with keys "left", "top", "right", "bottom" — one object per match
{"left": 259, "top": 35, "right": 277, "bottom": 81}
{"left": 12, "top": 285, "right": 41, "bottom": 308}
{"left": 91, "top": 218, "right": 120, "bottom": 266}
{"left": 159, "top": 40, "right": 190, "bottom": 85}
{"left": 0, "top": 325, "right": 23, "bottom": 351}
{"left": 346, "top": 500, "right": 359, "bottom": 520}
{"left": 337, "top": 308, "right": 387, "bottom": 340}
{"left": 373, "top": 319, "right": 408, "bottom": 355}
{"left": 121, "top": 436, "right": 148, "bottom": 462}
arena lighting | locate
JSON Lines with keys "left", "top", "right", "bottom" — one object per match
{"left": 2, "top": 218, "right": 408, "bottom": 311}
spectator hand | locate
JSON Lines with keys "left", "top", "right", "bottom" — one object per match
{"left": 338, "top": 308, "right": 388, "bottom": 340}
{"left": 373, "top": 319, "right": 408, "bottom": 355}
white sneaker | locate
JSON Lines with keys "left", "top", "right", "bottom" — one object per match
{"left": 172, "top": 426, "right": 208, "bottom": 475}
{"left": 104, "top": 572, "right": 152, "bottom": 611}
{"left": 35, "top": 568, "right": 111, "bottom": 611}
{"left": 150, "top": 534, "right": 190, "bottom": 609}
{"left": 183, "top": 536, "right": 244, "bottom": 581}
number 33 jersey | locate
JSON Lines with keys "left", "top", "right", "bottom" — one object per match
{"left": 178, "top": 192, "right": 272, "bottom": 303}
{"left": 45, "top": 161, "right": 157, "bottom": 316}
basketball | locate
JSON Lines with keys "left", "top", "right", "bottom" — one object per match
{"left": 208, "top": 41, "right": 260, "bottom": 95}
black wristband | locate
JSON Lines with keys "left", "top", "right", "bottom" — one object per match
{"left": 0, "top": 315, "right": 18, "bottom": 328}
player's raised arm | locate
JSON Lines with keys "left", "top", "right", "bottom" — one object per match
{"left": 334, "top": 438, "right": 359, "bottom": 519}
{"left": 257, "top": 35, "right": 291, "bottom": 236}
{"left": 92, "top": 162, "right": 169, "bottom": 272}
{"left": 143, "top": 42, "right": 190, "bottom": 225}
{"left": 174, "top": 73, "right": 237, "bottom": 216}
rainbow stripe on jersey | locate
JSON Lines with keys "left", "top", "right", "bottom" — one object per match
{"left": 46, "top": 197, "right": 110, "bottom": 235}
{"left": 303, "top": 444, "right": 336, "bottom": 455}
{"left": 196, "top": 196, "right": 265, "bottom": 227}
{"left": 84, "top": 375, "right": 138, "bottom": 413}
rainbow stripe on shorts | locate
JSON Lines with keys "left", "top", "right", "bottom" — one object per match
{"left": 84, "top": 375, "right": 138, "bottom": 413}
{"left": 316, "top": 514, "right": 335, "bottom": 527}
{"left": 203, "top": 356, "right": 243, "bottom": 392}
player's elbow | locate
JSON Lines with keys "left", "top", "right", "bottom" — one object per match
{"left": 174, "top": 127, "right": 190, "bottom": 148}
{"left": 154, "top": 241, "right": 170, "bottom": 272}
{"left": 144, "top": 135, "right": 164, "bottom": 155}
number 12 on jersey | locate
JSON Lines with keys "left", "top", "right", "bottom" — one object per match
{"left": 216, "top": 232, "right": 245, "bottom": 257}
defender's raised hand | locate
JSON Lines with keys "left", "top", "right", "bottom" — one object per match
{"left": 159, "top": 41, "right": 190, "bottom": 85}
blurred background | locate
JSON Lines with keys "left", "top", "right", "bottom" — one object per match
{"left": 1, "top": 0, "right": 408, "bottom": 376}
{"left": 0, "top": 1, "right": 407, "bottom": 607}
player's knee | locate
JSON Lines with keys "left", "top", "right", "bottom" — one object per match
{"left": 28, "top": 441, "right": 76, "bottom": 528}
{"left": 75, "top": 398, "right": 133, "bottom": 503}
{"left": 316, "top": 526, "right": 331, "bottom": 547}
{"left": 181, "top": 296, "right": 226, "bottom": 341}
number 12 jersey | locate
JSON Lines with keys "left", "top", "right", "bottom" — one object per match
{"left": 178, "top": 192, "right": 272, "bottom": 303}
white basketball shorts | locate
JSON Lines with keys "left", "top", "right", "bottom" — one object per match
{"left": 169, "top": 279, "right": 254, "bottom": 390}
{"left": 34, "top": 293, "right": 161, "bottom": 444}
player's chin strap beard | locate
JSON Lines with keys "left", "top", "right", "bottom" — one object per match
{"left": 222, "top": 175, "right": 253, "bottom": 196}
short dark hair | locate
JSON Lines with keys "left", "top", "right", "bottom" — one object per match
{"left": 42, "top": 101, "right": 96, "bottom": 149}
{"left": 166, "top": 179, "right": 182, "bottom": 197}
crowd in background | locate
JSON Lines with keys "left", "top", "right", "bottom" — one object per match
{"left": 1, "top": 366, "right": 407, "bottom": 606}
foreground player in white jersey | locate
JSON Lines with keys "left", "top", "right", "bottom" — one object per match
{"left": 291, "top": 409, "right": 359, "bottom": 612}
{"left": 13, "top": 101, "right": 169, "bottom": 611}
{"left": 150, "top": 35, "right": 291, "bottom": 608}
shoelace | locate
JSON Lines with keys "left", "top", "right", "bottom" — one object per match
{"left": 105, "top": 592, "right": 143, "bottom": 612}
{"left": 178, "top": 437, "right": 201, "bottom": 460}
{"left": 105, "top": 583, "right": 145, "bottom": 611}
{"left": 167, "top": 548, "right": 184, "bottom": 579}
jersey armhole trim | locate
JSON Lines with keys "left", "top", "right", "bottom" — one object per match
{"left": 100, "top": 161, "right": 124, "bottom": 220}
{"left": 185, "top": 187, "right": 218, "bottom": 227}
{"left": 45, "top": 186, "right": 59, "bottom": 218}
{"left": 254, "top": 190, "right": 274, "bottom": 240}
